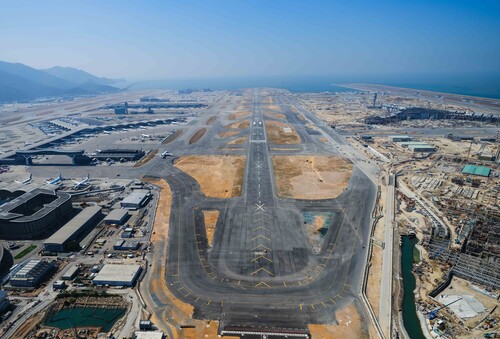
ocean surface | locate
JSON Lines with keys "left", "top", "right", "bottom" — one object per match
{"left": 129, "top": 73, "right": 500, "bottom": 99}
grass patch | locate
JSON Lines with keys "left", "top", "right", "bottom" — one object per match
{"left": 15, "top": 245, "right": 37, "bottom": 259}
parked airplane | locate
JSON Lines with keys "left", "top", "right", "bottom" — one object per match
{"left": 72, "top": 175, "right": 90, "bottom": 189}
{"left": 15, "top": 173, "right": 32, "bottom": 184}
{"left": 161, "top": 150, "right": 172, "bottom": 158}
{"left": 45, "top": 174, "right": 63, "bottom": 185}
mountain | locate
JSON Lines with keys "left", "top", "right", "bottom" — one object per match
{"left": 0, "top": 61, "right": 121, "bottom": 102}
{"left": 41, "top": 66, "right": 124, "bottom": 86}
{"left": 0, "top": 61, "right": 76, "bottom": 90}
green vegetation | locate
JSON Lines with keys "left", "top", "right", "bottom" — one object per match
{"left": 14, "top": 244, "right": 37, "bottom": 259}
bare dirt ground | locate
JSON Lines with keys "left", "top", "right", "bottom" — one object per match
{"left": 175, "top": 155, "right": 245, "bottom": 198}
{"left": 228, "top": 111, "right": 251, "bottom": 120}
{"left": 134, "top": 149, "right": 158, "bottom": 167}
{"left": 437, "top": 277, "right": 500, "bottom": 338}
{"left": 367, "top": 246, "right": 382, "bottom": 315}
{"left": 203, "top": 210, "right": 219, "bottom": 246}
{"left": 11, "top": 312, "right": 45, "bottom": 338}
{"left": 309, "top": 304, "right": 368, "bottom": 338}
{"left": 319, "top": 137, "right": 328, "bottom": 143}
{"left": 189, "top": 128, "right": 207, "bottom": 144}
{"left": 265, "top": 120, "right": 301, "bottom": 144}
{"left": 218, "top": 130, "right": 240, "bottom": 138}
{"left": 228, "top": 136, "right": 248, "bottom": 145}
{"left": 143, "top": 178, "right": 199, "bottom": 338}
{"left": 263, "top": 104, "right": 281, "bottom": 111}
{"left": 162, "top": 130, "right": 182, "bottom": 144}
{"left": 264, "top": 111, "right": 287, "bottom": 120}
{"left": 224, "top": 120, "right": 250, "bottom": 129}
{"left": 206, "top": 116, "right": 217, "bottom": 125}
{"left": 272, "top": 156, "right": 353, "bottom": 199}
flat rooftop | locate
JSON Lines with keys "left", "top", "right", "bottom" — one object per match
{"left": 462, "top": 165, "right": 491, "bottom": 177}
{"left": 92, "top": 264, "right": 141, "bottom": 283}
{"left": 43, "top": 206, "right": 102, "bottom": 245}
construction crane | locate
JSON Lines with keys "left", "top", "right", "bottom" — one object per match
{"left": 428, "top": 298, "right": 462, "bottom": 320}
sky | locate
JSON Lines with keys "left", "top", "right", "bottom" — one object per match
{"left": 0, "top": 0, "right": 499, "bottom": 81}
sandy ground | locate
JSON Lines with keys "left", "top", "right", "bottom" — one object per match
{"left": 203, "top": 210, "right": 219, "bottom": 246}
{"left": 227, "top": 136, "right": 248, "bottom": 145}
{"left": 189, "top": 128, "right": 207, "bottom": 144}
{"left": 228, "top": 111, "right": 250, "bottom": 120}
{"left": 272, "top": 156, "right": 353, "bottom": 199}
{"left": 218, "top": 130, "right": 240, "bottom": 138}
{"left": 224, "top": 120, "right": 250, "bottom": 129}
{"left": 309, "top": 304, "right": 368, "bottom": 338}
{"left": 265, "top": 120, "right": 301, "bottom": 144}
{"left": 264, "top": 111, "right": 287, "bottom": 120}
{"left": 297, "top": 113, "right": 306, "bottom": 120}
{"left": 175, "top": 155, "right": 245, "bottom": 198}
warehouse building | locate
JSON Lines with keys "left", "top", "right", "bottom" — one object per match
{"left": 134, "top": 332, "right": 165, "bottom": 339}
{"left": 92, "top": 264, "right": 142, "bottom": 287}
{"left": 398, "top": 141, "right": 436, "bottom": 153}
{"left": 10, "top": 259, "right": 55, "bottom": 288}
{"left": 113, "top": 240, "right": 140, "bottom": 251}
{"left": 43, "top": 206, "right": 103, "bottom": 252}
{"left": 103, "top": 209, "right": 129, "bottom": 225}
{"left": 61, "top": 265, "right": 80, "bottom": 280}
{"left": 120, "top": 190, "right": 150, "bottom": 209}
{"left": 462, "top": 165, "right": 491, "bottom": 177}
{"left": 408, "top": 144, "right": 436, "bottom": 153}
{"left": 0, "top": 188, "right": 72, "bottom": 239}
{"left": 389, "top": 135, "right": 411, "bottom": 142}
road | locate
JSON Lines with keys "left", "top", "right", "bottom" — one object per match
{"left": 379, "top": 173, "right": 395, "bottom": 337}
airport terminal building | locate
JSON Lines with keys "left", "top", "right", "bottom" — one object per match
{"left": 0, "top": 188, "right": 72, "bottom": 239}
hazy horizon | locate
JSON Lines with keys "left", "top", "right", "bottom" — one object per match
{"left": 1, "top": 0, "right": 499, "bottom": 81}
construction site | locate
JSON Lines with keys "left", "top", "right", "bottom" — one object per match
{"left": 296, "top": 84, "right": 499, "bottom": 339}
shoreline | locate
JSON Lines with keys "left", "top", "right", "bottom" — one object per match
{"left": 337, "top": 83, "right": 500, "bottom": 115}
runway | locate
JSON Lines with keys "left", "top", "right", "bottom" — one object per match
{"left": 160, "top": 89, "right": 377, "bottom": 333}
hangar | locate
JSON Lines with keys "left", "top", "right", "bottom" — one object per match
{"left": 120, "top": 190, "right": 150, "bottom": 209}
{"left": 92, "top": 264, "right": 142, "bottom": 287}
{"left": 43, "top": 206, "right": 103, "bottom": 252}
{"left": 103, "top": 209, "right": 129, "bottom": 225}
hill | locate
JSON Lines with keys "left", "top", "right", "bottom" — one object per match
{"left": 41, "top": 66, "right": 124, "bottom": 86}
{"left": 0, "top": 61, "right": 121, "bottom": 102}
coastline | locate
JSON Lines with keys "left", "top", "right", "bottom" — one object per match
{"left": 338, "top": 83, "right": 500, "bottom": 115}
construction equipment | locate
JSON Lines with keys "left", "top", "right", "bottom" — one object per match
{"left": 428, "top": 298, "right": 462, "bottom": 320}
